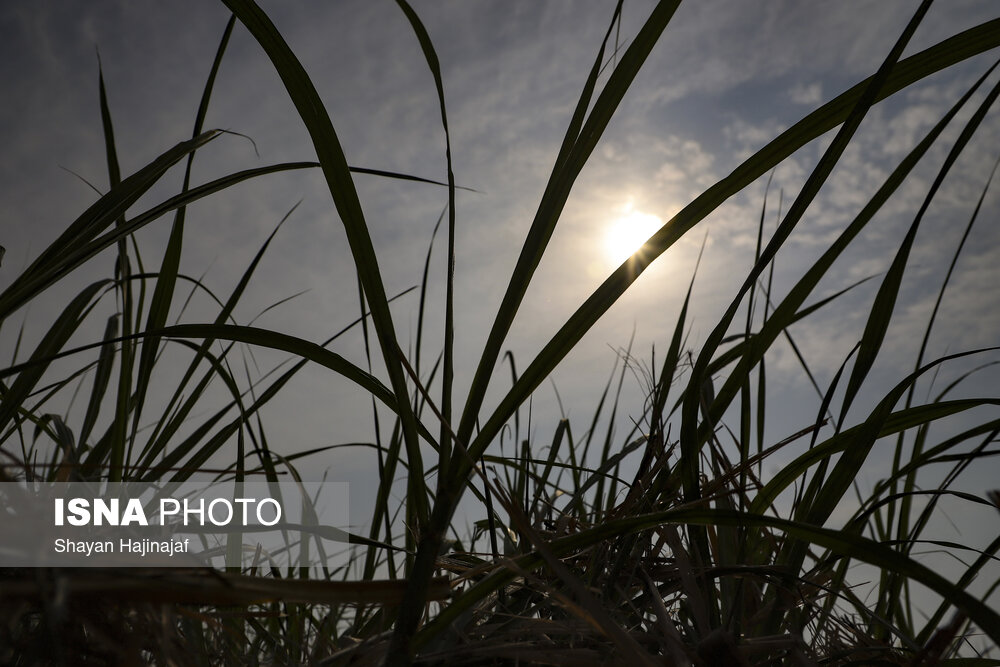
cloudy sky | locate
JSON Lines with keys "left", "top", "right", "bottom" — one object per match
{"left": 2, "top": 1, "right": 999, "bottom": 560}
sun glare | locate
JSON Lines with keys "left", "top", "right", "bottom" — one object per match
{"left": 605, "top": 207, "right": 663, "bottom": 265}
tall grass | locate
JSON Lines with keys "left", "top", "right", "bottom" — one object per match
{"left": 2, "top": 0, "right": 1000, "bottom": 664}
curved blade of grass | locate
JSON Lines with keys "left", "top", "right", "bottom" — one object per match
{"left": 78, "top": 314, "right": 119, "bottom": 450}
{"left": 13, "top": 160, "right": 443, "bottom": 337}
{"left": 0, "top": 131, "right": 219, "bottom": 322}
{"left": 919, "top": 533, "right": 1000, "bottom": 646}
{"left": 163, "top": 324, "right": 399, "bottom": 413}
{"left": 221, "top": 0, "right": 427, "bottom": 529}
{"left": 55, "top": 162, "right": 318, "bottom": 284}
{"left": 749, "top": 351, "right": 1000, "bottom": 516}
{"left": 158, "top": 325, "right": 435, "bottom": 450}
{"left": 593, "top": 332, "right": 634, "bottom": 513}
{"left": 394, "top": 0, "right": 458, "bottom": 481}
{"left": 414, "top": 207, "right": 445, "bottom": 381}
{"left": 0, "top": 321, "right": 440, "bottom": 454}
{"left": 455, "top": 0, "right": 674, "bottom": 468}
{"left": 528, "top": 418, "right": 571, "bottom": 520}
{"left": 839, "top": 61, "right": 1000, "bottom": 430}
{"left": 97, "top": 52, "right": 121, "bottom": 191}
{"left": 793, "top": 342, "right": 858, "bottom": 515}
{"left": 349, "top": 165, "right": 473, "bottom": 191}
{"left": 899, "top": 424, "right": 1000, "bottom": 478}
{"left": 98, "top": 45, "right": 135, "bottom": 483}
{"left": 452, "top": 0, "right": 627, "bottom": 468}
{"left": 37, "top": 414, "right": 76, "bottom": 482}
{"left": 702, "top": 275, "right": 875, "bottom": 400}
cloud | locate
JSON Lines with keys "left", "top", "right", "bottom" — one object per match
{"left": 788, "top": 82, "right": 822, "bottom": 106}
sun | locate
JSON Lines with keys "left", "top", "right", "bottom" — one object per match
{"left": 604, "top": 206, "right": 663, "bottom": 266}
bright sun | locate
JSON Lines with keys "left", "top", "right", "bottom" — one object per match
{"left": 605, "top": 206, "right": 663, "bottom": 265}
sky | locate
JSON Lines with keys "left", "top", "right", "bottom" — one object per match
{"left": 2, "top": 1, "right": 1000, "bottom": 604}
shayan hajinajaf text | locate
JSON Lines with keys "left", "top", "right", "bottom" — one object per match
{"left": 53, "top": 537, "right": 191, "bottom": 558}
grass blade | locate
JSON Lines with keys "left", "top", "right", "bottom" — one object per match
{"left": 221, "top": 0, "right": 428, "bottom": 532}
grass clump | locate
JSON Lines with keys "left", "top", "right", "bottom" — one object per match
{"left": 2, "top": 0, "right": 1000, "bottom": 664}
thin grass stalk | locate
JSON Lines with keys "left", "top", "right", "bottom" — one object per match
{"left": 453, "top": 0, "right": 632, "bottom": 460}
{"left": 97, "top": 54, "right": 134, "bottom": 482}
{"left": 393, "top": 0, "right": 458, "bottom": 488}
{"left": 593, "top": 331, "right": 633, "bottom": 514}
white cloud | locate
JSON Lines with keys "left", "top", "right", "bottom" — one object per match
{"left": 788, "top": 82, "right": 822, "bottom": 106}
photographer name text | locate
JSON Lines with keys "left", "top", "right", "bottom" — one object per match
{"left": 54, "top": 537, "right": 191, "bottom": 558}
